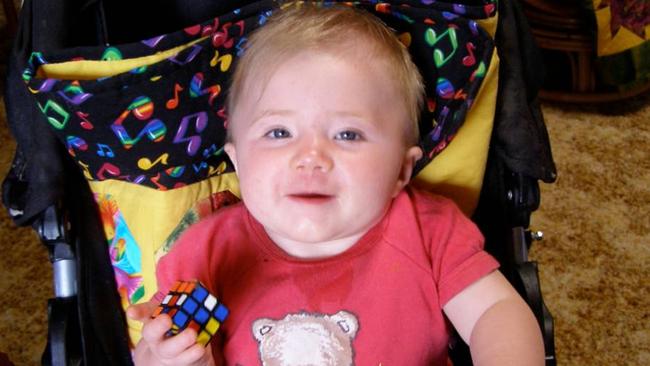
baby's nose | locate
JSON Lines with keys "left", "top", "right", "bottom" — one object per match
{"left": 291, "top": 141, "right": 333, "bottom": 173}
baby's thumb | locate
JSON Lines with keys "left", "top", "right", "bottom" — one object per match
{"left": 127, "top": 300, "right": 158, "bottom": 323}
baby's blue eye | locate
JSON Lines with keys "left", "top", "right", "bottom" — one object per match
{"left": 265, "top": 128, "right": 291, "bottom": 139}
{"left": 335, "top": 130, "right": 362, "bottom": 141}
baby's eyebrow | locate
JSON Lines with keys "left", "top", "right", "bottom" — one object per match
{"left": 251, "top": 109, "right": 295, "bottom": 124}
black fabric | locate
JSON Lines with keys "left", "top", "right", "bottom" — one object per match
{"left": 2, "top": 0, "right": 66, "bottom": 227}
{"left": 2, "top": 0, "right": 133, "bottom": 364}
{"left": 66, "top": 159, "right": 134, "bottom": 366}
{"left": 493, "top": 0, "right": 556, "bottom": 183}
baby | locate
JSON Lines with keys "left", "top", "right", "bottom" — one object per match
{"left": 128, "top": 3, "right": 544, "bottom": 365}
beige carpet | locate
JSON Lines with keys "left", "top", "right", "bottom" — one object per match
{"left": 530, "top": 94, "right": 650, "bottom": 366}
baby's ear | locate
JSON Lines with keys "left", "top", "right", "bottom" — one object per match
{"left": 393, "top": 146, "right": 423, "bottom": 196}
{"left": 224, "top": 142, "right": 238, "bottom": 172}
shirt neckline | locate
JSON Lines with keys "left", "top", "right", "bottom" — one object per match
{"left": 245, "top": 205, "right": 391, "bottom": 265}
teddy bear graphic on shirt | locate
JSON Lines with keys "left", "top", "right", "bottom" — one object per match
{"left": 252, "top": 311, "right": 359, "bottom": 365}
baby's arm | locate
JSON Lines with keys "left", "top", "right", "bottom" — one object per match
{"left": 443, "top": 270, "right": 545, "bottom": 366}
{"left": 127, "top": 301, "right": 215, "bottom": 366}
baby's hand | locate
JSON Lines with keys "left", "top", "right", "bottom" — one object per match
{"left": 127, "top": 301, "right": 214, "bottom": 366}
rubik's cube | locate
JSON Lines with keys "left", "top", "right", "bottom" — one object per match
{"left": 153, "top": 280, "right": 229, "bottom": 346}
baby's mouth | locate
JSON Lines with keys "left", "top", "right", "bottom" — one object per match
{"left": 287, "top": 193, "right": 334, "bottom": 204}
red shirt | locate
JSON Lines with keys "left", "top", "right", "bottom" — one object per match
{"left": 155, "top": 186, "right": 499, "bottom": 365}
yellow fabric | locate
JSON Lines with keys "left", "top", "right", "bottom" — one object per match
{"left": 414, "top": 19, "right": 499, "bottom": 217}
{"left": 37, "top": 37, "right": 206, "bottom": 80}
{"left": 476, "top": 12, "right": 498, "bottom": 39}
{"left": 593, "top": 0, "right": 650, "bottom": 56}
{"left": 88, "top": 173, "right": 240, "bottom": 344}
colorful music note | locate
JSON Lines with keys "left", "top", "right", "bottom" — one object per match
{"left": 438, "top": 106, "right": 450, "bottom": 126}
{"left": 432, "top": 116, "right": 444, "bottom": 141}
{"left": 235, "top": 37, "right": 247, "bottom": 57}
{"left": 150, "top": 173, "right": 168, "bottom": 191}
{"left": 470, "top": 61, "right": 487, "bottom": 82}
{"left": 27, "top": 79, "right": 57, "bottom": 94}
{"left": 208, "top": 162, "right": 228, "bottom": 176}
{"left": 142, "top": 35, "right": 165, "bottom": 48}
{"left": 202, "top": 144, "right": 220, "bottom": 158}
{"left": 258, "top": 10, "right": 272, "bottom": 26}
{"left": 76, "top": 111, "right": 94, "bottom": 130}
{"left": 96, "top": 162, "right": 121, "bottom": 180}
{"left": 58, "top": 82, "right": 92, "bottom": 105}
{"left": 166, "top": 166, "right": 185, "bottom": 178}
{"left": 112, "top": 96, "right": 167, "bottom": 149}
{"left": 436, "top": 78, "right": 455, "bottom": 99}
{"left": 173, "top": 112, "right": 209, "bottom": 156}
{"left": 96, "top": 143, "right": 115, "bottom": 158}
{"left": 469, "top": 20, "right": 480, "bottom": 36}
{"left": 66, "top": 136, "right": 88, "bottom": 157}
{"left": 125, "top": 175, "right": 146, "bottom": 184}
{"left": 114, "top": 96, "right": 154, "bottom": 124}
{"left": 211, "top": 20, "right": 245, "bottom": 49}
{"left": 484, "top": 3, "right": 496, "bottom": 17}
{"left": 375, "top": 3, "right": 391, "bottom": 14}
{"left": 442, "top": 11, "right": 459, "bottom": 20}
{"left": 189, "top": 73, "right": 221, "bottom": 106}
{"left": 427, "top": 98, "right": 436, "bottom": 113}
{"left": 137, "top": 153, "right": 169, "bottom": 171}
{"left": 112, "top": 119, "right": 167, "bottom": 149}
{"left": 166, "top": 83, "right": 183, "bottom": 110}
{"left": 462, "top": 42, "right": 476, "bottom": 67}
{"left": 38, "top": 100, "right": 69, "bottom": 130}
{"left": 193, "top": 161, "right": 208, "bottom": 173}
{"left": 184, "top": 24, "right": 202, "bottom": 36}
{"left": 210, "top": 51, "right": 233, "bottom": 72}
{"left": 101, "top": 47, "right": 123, "bottom": 61}
{"left": 424, "top": 27, "right": 458, "bottom": 68}
{"left": 169, "top": 44, "right": 203, "bottom": 66}
{"left": 453, "top": 89, "right": 468, "bottom": 100}
{"left": 453, "top": 4, "right": 466, "bottom": 14}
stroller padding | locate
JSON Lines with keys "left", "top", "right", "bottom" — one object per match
{"left": 415, "top": 15, "right": 499, "bottom": 216}
{"left": 415, "top": 50, "right": 498, "bottom": 216}
{"left": 36, "top": 37, "right": 208, "bottom": 80}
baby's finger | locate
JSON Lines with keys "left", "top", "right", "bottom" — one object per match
{"left": 127, "top": 300, "right": 158, "bottom": 323}
{"left": 157, "top": 328, "right": 200, "bottom": 359}
{"left": 141, "top": 313, "right": 173, "bottom": 345}
{"left": 164, "top": 342, "right": 208, "bottom": 366}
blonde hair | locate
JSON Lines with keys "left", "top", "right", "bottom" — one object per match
{"left": 226, "top": 2, "right": 424, "bottom": 144}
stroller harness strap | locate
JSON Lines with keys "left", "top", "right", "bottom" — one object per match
{"left": 21, "top": 0, "right": 496, "bottom": 191}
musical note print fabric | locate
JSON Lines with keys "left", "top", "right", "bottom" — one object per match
{"left": 22, "top": 0, "right": 496, "bottom": 191}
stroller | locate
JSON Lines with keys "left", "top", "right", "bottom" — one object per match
{"left": 2, "top": 0, "right": 557, "bottom": 364}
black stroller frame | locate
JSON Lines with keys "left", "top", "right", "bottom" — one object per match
{"left": 2, "top": 0, "right": 557, "bottom": 364}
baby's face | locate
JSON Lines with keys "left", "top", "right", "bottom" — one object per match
{"left": 225, "top": 51, "right": 421, "bottom": 250}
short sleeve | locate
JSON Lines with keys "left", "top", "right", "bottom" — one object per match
{"left": 432, "top": 199, "right": 499, "bottom": 306}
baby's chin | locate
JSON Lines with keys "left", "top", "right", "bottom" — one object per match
{"left": 264, "top": 225, "right": 369, "bottom": 258}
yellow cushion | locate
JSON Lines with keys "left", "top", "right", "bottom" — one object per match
{"left": 414, "top": 15, "right": 499, "bottom": 216}
{"left": 89, "top": 173, "right": 239, "bottom": 344}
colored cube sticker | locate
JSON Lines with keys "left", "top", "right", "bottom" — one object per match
{"left": 153, "top": 280, "right": 229, "bottom": 346}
